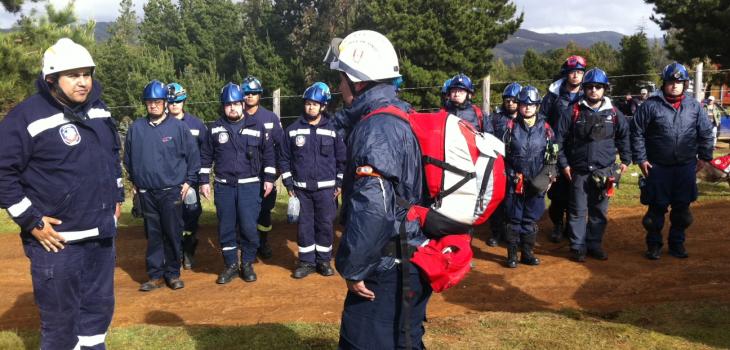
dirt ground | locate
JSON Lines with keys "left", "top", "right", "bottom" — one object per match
{"left": 1, "top": 201, "right": 729, "bottom": 330}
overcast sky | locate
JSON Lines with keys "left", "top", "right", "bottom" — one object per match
{"left": 0, "top": 0, "right": 665, "bottom": 38}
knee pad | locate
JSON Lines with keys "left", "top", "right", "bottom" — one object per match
{"left": 642, "top": 213, "right": 659, "bottom": 232}
{"left": 669, "top": 207, "right": 693, "bottom": 229}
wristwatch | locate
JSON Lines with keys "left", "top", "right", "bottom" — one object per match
{"left": 34, "top": 218, "right": 45, "bottom": 230}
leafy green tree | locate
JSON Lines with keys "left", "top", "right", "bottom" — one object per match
{"left": 646, "top": 0, "right": 729, "bottom": 68}
{"left": 0, "top": 3, "right": 94, "bottom": 115}
{"left": 588, "top": 41, "right": 620, "bottom": 75}
{"left": 355, "top": 0, "right": 522, "bottom": 108}
{"left": 107, "top": 0, "right": 139, "bottom": 45}
{"left": 1, "top": 0, "right": 38, "bottom": 13}
{"left": 616, "top": 30, "right": 655, "bottom": 94}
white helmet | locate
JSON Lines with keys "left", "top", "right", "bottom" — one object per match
{"left": 42, "top": 38, "right": 95, "bottom": 79}
{"left": 324, "top": 30, "right": 400, "bottom": 83}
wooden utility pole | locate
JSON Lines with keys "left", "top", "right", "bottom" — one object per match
{"left": 695, "top": 62, "right": 704, "bottom": 102}
{"left": 482, "top": 75, "right": 491, "bottom": 114}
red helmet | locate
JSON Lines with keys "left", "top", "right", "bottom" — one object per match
{"left": 561, "top": 55, "right": 587, "bottom": 75}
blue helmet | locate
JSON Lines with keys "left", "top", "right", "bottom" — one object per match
{"left": 517, "top": 85, "right": 541, "bottom": 105}
{"left": 142, "top": 80, "right": 168, "bottom": 100}
{"left": 302, "top": 82, "right": 331, "bottom": 105}
{"left": 502, "top": 82, "right": 522, "bottom": 98}
{"left": 441, "top": 78, "right": 452, "bottom": 95}
{"left": 583, "top": 68, "right": 610, "bottom": 86}
{"left": 448, "top": 73, "right": 475, "bottom": 93}
{"left": 167, "top": 82, "right": 187, "bottom": 103}
{"left": 242, "top": 75, "right": 263, "bottom": 95}
{"left": 220, "top": 83, "right": 244, "bottom": 104}
{"left": 662, "top": 62, "right": 689, "bottom": 82}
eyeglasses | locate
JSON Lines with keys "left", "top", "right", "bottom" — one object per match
{"left": 504, "top": 98, "right": 517, "bottom": 104}
{"left": 245, "top": 92, "right": 260, "bottom": 96}
{"left": 583, "top": 84, "right": 604, "bottom": 91}
{"left": 169, "top": 100, "right": 183, "bottom": 105}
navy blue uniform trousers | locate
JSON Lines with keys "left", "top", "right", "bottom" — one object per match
{"left": 139, "top": 188, "right": 183, "bottom": 280}
{"left": 642, "top": 161, "right": 698, "bottom": 247}
{"left": 295, "top": 188, "right": 337, "bottom": 263}
{"left": 568, "top": 172, "right": 609, "bottom": 251}
{"left": 214, "top": 182, "right": 261, "bottom": 266}
{"left": 339, "top": 263, "right": 432, "bottom": 349}
{"left": 25, "top": 237, "right": 115, "bottom": 350}
{"left": 505, "top": 191, "right": 546, "bottom": 241}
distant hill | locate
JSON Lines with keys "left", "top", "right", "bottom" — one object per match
{"left": 7, "top": 24, "right": 649, "bottom": 67}
{"left": 493, "top": 29, "right": 626, "bottom": 65}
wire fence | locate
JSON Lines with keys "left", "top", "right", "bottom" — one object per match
{"left": 4, "top": 68, "right": 730, "bottom": 119}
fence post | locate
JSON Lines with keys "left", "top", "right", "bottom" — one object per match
{"left": 273, "top": 88, "right": 281, "bottom": 117}
{"left": 482, "top": 75, "right": 491, "bottom": 114}
{"left": 272, "top": 88, "right": 285, "bottom": 192}
{"left": 695, "top": 62, "right": 703, "bottom": 102}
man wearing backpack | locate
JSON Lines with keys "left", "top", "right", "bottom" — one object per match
{"left": 326, "top": 30, "right": 432, "bottom": 349}
{"left": 631, "top": 62, "right": 714, "bottom": 260}
{"left": 542, "top": 55, "right": 587, "bottom": 243}
{"left": 556, "top": 68, "right": 631, "bottom": 262}
{"left": 503, "top": 86, "right": 556, "bottom": 268}
{"left": 486, "top": 82, "right": 522, "bottom": 247}
{"left": 444, "top": 73, "right": 494, "bottom": 134}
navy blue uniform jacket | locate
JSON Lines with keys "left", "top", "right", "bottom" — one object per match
{"left": 0, "top": 77, "right": 123, "bottom": 242}
{"left": 631, "top": 93, "right": 714, "bottom": 166}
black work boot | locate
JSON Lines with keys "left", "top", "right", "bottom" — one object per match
{"left": 182, "top": 235, "right": 198, "bottom": 270}
{"left": 316, "top": 261, "right": 335, "bottom": 276}
{"left": 668, "top": 243, "right": 688, "bottom": 259}
{"left": 570, "top": 248, "right": 587, "bottom": 262}
{"left": 506, "top": 245, "right": 519, "bottom": 268}
{"left": 293, "top": 262, "right": 316, "bottom": 279}
{"left": 257, "top": 231, "right": 273, "bottom": 259}
{"left": 550, "top": 222, "right": 563, "bottom": 243}
{"left": 645, "top": 245, "right": 662, "bottom": 260}
{"left": 587, "top": 247, "right": 608, "bottom": 260}
{"left": 216, "top": 264, "right": 239, "bottom": 284}
{"left": 520, "top": 235, "right": 541, "bottom": 265}
{"left": 241, "top": 262, "right": 257, "bottom": 282}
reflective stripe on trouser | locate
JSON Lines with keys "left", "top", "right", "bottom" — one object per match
{"left": 568, "top": 172, "right": 609, "bottom": 251}
{"left": 215, "top": 182, "right": 261, "bottom": 265}
{"left": 642, "top": 161, "right": 697, "bottom": 246}
{"left": 339, "top": 263, "right": 432, "bottom": 349}
{"left": 295, "top": 188, "right": 337, "bottom": 263}
{"left": 139, "top": 189, "right": 183, "bottom": 280}
{"left": 24, "top": 237, "right": 115, "bottom": 350}
{"left": 257, "top": 185, "right": 277, "bottom": 235}
{"left": 504, "top": 189, "right": 546, "bottom": 244}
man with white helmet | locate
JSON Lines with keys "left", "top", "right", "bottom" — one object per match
{"left": 326, "top": 30, "right": 431, "bottom": 349}
{"left": 0, "top": 38, "right": 124, "bottom": 349}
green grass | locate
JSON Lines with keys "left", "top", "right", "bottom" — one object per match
{"left": 1, "top": 302, "right": 728, "bottom": 349}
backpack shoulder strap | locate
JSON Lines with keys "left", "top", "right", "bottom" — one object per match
{"left": 471, "top": 104, "right": 484, "bottom": 130}
{"left": 362, "top": 105, "right": 411, "bottom": 122}
{"left": 572, "top": 103, "right": 581, "bottom": 123}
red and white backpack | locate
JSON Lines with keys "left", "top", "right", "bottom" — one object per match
{"left": 364, "top": 106, "right": 507, "bottom": 237}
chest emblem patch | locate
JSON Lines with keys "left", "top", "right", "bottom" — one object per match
{"left": 295, "top": 135, "right": 306, "bottom": 147}
{"left": 162, "top": 136, "right": 173, "bottom": 143}
{"left": 218, "top": 132, "right": 230, "bottom": 144}
{"left": 59, "top": 124, "right": 81, "bottom": 146}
